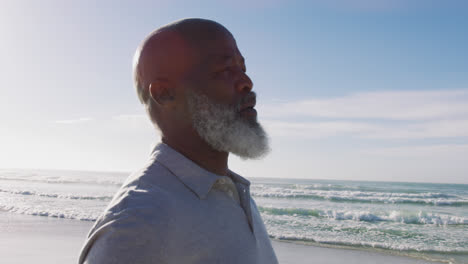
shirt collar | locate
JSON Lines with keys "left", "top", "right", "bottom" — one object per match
{"left": 228, "top": 169, "right": 250, "bottom": 187}
{"left": 150, "top": 143, "right": 249, "bottom": 199}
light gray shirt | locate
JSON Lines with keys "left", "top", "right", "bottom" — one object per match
{"left": 79, "top": 143, "right": 278, "bottom": 264}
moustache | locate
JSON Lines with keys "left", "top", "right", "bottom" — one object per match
{"left": 236, "top": 92, "right": 256, "bottom": 112}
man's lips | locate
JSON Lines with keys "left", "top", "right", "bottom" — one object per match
{"left": 239, "top": 107, "right": 257, "bottom": 116}
{"left": 239, "top": 99, "right": 256, "bottom": 111}
{"left": 239, "top": 101, "right": 257, "bottom": 117}
{"left": 238, "top": 93, "right": 257, "bottom": 117}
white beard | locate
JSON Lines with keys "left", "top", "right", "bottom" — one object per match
{"left": 186, "top": 90, "right": 270, "bottom": 159}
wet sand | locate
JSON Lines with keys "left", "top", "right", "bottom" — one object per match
{"left": 0, "top": 212, "right": 441, "bottom": 264}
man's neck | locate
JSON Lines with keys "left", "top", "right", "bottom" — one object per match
{"left": 162, "top": 136, "right": 229, "bottom": 176}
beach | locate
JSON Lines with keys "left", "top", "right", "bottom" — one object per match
{"left": 0, "top": 211, "right": 444, "bottom": 264}
{"left": 0, "top": 211, "right": 90, "bottom": 263}
{"left": 0, "top": 169, "right": 466, "bottom": 263}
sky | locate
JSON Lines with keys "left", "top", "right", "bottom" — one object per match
{"left": 1, "top": 0, "right": 467, "bottom": 184}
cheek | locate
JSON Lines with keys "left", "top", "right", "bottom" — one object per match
{"left": 188, "top": 73, "right": 238, "bottom": 106}
{"left": 205, "top": 79, "right": 237, "bottom": 101}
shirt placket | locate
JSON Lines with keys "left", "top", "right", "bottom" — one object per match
{"left": 236, "top": 182, "right": 255, "bottom": 234}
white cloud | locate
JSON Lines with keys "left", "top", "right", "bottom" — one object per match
{"left": 263, "top": 119, "right": 468, "bottom": 140}
{"left": 263, "top": 120, "right": 378, "bottom": 138}
{"left": 363, "top": 144, "right": 468, "bottom": 158}
{"left": 260, "top": 89, "right": 468, "bottom": 140}
{"left": 261, "top": 89, "right": 468, "bottom": 121}
{"left": 54, "top": 117, "right": 93, "bottom": 124}
{"left": 362, "top": 119, "right": 468, "bottom": 139}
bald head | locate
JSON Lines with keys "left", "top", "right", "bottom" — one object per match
{"left": 133, "top": 18, "right": 233, "bottom": 107}
{"left": 131, "top": 18, "right": 267, "bottom": 161}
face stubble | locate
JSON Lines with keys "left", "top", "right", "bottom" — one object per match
{"left": 186, "top": 90, "right": 270, "bottom": 160}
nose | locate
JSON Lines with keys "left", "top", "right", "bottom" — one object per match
{"left": 236, "top": 72, "right": 253, "bottom": 94}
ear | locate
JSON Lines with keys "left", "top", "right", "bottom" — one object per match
{"left": 149, "top": 79, "right": 175, "bottom": 105}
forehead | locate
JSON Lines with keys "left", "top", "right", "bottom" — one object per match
{"left": 208, "top": 51, "right": 245, "bottom": 65}
{"left": 194, "top": 31, "right": 244, "bottom": 64}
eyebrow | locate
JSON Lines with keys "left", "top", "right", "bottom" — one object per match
{"left": 211, "top": 54, "right": 245, "bottom": 66}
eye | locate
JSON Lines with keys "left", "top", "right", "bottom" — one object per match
{"left": 212, "top": 67, "right": 230, "bottom": 78}
{"left": 212, "top": 66, "right": 243, "bottom": 77}
{"left": 215, "top": 67, "right": 232, "bottom": 75}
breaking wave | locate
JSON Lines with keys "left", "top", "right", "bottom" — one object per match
{"left": 0, "top": 188, "right": 113, "bottom": 200}
{"left": 259, "top": 206, "right": 468, "bottom": 226}
{"left": 251, "top": 187, "right": 468, "bottom": 206}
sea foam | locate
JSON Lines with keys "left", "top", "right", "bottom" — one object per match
{"left": 251, "top": 185, "right": 468, "bottom": 206}
{"left": 258, "top": 206, "right": 468, "bottom": 225}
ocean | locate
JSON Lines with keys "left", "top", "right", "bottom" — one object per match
{"left": 0, "top": 168, "right": 466, "bottom": 263}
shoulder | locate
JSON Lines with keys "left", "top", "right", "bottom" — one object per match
{"left": 79, "top": 191, "right": 174, "bottom": 264}
{"left": 79, "top": 162, "right": 179, "bottom": 264}
{"left": 79, "top": 207, "right": 171, "bottom": 263}
{"left": 94, "top": 159, "right": 181, "bottom": 231}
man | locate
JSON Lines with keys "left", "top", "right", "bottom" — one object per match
{"left": 79, "top": 18, "right": 278, "bottom": 264}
